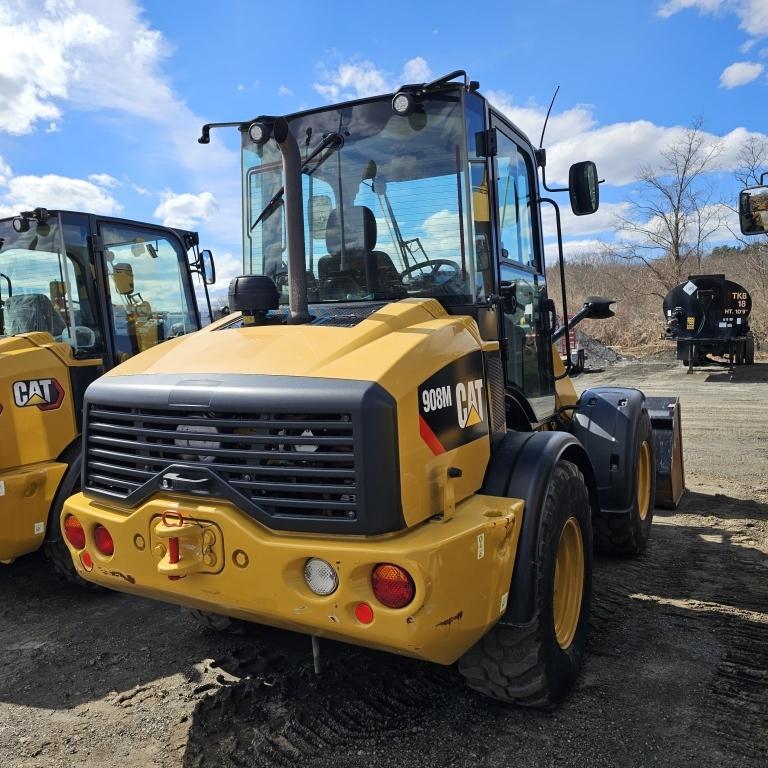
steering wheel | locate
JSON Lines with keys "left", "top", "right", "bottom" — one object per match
{"left": 399, "top": 259, "right": 461, "bottom": 286}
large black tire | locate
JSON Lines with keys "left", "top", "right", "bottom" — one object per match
{"left": 42, "top": 447, "right": 98, "bottom": 589}
{"left": 745, "top": 336, "right": 755, "bottom": 366}
{"left": 593, "top": 409, "right": 655, "bottom": 556}
{"left": 458, "top": 460, "right": 592, "bottom": 708}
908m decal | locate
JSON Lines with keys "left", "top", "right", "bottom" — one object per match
{"left": 418, "top": 351, "right": 488, "bottom": 454}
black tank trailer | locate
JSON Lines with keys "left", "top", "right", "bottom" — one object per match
{"left": 663, "top": 274, "right": 754, "bottom": 372}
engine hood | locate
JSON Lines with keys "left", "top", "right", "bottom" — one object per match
{"left": 106, "top": 299, "right": 486, "bottom": 401}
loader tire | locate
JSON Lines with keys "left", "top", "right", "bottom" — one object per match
{"left": 458, "top": 460, "right": 592, "bottom": 708}
{"left": 43, "top": 450, "right": 99, "bottom": 589}
{"left": 593, "top": 409, "right": 655, "bottom": 556}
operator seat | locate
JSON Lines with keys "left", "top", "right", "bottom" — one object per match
{"left": 3, "top": 293, "right": 66, "bottom": 337}
{"left": 317, "top": 206, "right": 404, "bottom": 299}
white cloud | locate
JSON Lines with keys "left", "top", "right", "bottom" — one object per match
{"left": 88, "top": 173, "right": 119, "bottom": 188}
{"left": 278, "top": 84, "right": 294, "bottom": 97}
{"left": 485, "top": 90, "right": 596, "bottom": 145}
{"left": 154, "top": 191, "right": 219, "bottom": 229}
{"left": 486, "top": 92, "right": 768, "bottom": 186}
{"left": 542, "top": 201, "right": 633, "bottom": 239}
{"left": 658, "top": 0, "right": 768, "bottom": 36}
{"left": 313, "top": 56, "right": 434, "bottom": 102}
{"left": 544, "top": 238, "right": 606, "bottom": 264}
{"left": 0, "top": 156, "right": 121, "bottom": 217}
{"left": 719, "top": 60, "right": 765, "bottom": 86}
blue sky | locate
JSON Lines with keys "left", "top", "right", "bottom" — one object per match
{"left": 1, "top": 0, "right": 767, "bottom": 300}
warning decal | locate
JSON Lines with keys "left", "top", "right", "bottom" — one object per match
{"left": 12, "top": 378, "right": 65, "bottom": 411}
{"left": 418, "top": 351, "right": 489, "bottom": 454}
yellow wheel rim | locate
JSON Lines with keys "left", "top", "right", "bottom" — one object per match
{"left": 636, "top": 440, "right": 652, "bottom": 521}
{"left": 553, "top": 516, "right": 585, "bottom": 650}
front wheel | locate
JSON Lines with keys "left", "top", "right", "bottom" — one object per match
{"left": 593, "top": 409, "right": 655, "bottom": 556}
{"left": 458, "top": 460, "right": 592, "bottom": 708}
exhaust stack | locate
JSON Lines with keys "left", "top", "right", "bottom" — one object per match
{"left": 273, "top": 117, "right": 310, "bottom": 324}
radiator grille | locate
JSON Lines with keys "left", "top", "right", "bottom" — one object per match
{"left": 84, "top": 405, "right": 357, "bottom": 520}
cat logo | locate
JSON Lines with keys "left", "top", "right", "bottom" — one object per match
{"left": 12, "top": 378, "right": 65, "bottom": 411}
{"left": 456, "top": 379, "right": 484, "bottom": 428}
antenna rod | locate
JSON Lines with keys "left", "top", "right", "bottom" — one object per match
{"left": 538, "top": 85, "right": 560, "bottom": 149}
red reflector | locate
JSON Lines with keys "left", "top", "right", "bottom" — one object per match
{"left": 81, "top": 551, "right": 93, "bottom": 571}
{"left": 371, "top": 563, "right": 415, "bottom": 609}
{"left": 355, "top": 602, "right": 374, "bottom": 624}
{"left": 64, "top": 516, "right": 86, "bottom": 550}
{"left": 94, "top": 525, "right": 114, "bottom": 556}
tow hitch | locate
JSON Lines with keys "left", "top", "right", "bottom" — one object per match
{"left": 152, "top": 511, "right": 224, "bottom": 579}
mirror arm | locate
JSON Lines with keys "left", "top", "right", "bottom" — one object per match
{"left": 540, "top": 165, "right": 569, "bottom": 193}
{"left": 539, "top": 196, "right": 572, "bottom": 379}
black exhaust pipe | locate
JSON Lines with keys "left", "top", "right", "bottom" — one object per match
{"left": 272, "top": 117, "right": 310, "bottom": 325}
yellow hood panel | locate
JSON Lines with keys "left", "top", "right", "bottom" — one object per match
{"left": 107, "top": 299, "right": 482, "bottom": 398}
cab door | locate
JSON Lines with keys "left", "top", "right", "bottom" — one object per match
{"left": 490, "top": 118, "right": 556, "bottom": 423}
{"left": 91, "top": 218, "right": 199, "bottom": 366}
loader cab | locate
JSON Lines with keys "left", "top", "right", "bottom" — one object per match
{"left": 241, "top": 83, "right": 596, "bottom": 424}
{"left": 0, "top": 210, "right": 210, "bottom": 368}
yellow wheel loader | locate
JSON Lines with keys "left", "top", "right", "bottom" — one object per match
{"left": 0, "top": 208, "right": 215, "bottom": 581}
{"left": 62, "top": 72, "right": 683, "bottom": 706}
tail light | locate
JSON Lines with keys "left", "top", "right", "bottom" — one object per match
{"left": 63, "top": 516, "right": 86, "bottom": 549}
{"left": 94, "top": 525, "right": 114, "bottom": 556}
{"left": 304, "top": 558, "right": 338, "bottom": 596}
{"left": 355, "top": 602, "right": 374, "bottom": 624}
{"left": 371, "top": 563, "right": 415, "bottom": 609}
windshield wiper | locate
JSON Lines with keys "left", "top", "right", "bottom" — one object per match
{"left": 250, "top": 131, "right": 343, "bottom": 231}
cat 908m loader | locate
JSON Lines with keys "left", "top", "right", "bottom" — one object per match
{"left": 61, "top": 72, "right": 682, "bottom": 706}
{"left": 0, "top": 209, "right": 214, "bottom": 579}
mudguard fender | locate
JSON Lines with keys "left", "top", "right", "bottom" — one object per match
{"left": 567, "top": 387, "right": 646, "bottom": 515}
{"left": 482, "top": 430, "right": 598, "bottom": 625}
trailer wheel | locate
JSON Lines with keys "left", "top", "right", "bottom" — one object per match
{"left": 745, "top": 336, "right": 755, "bottom": 365}
{"left": 458, "top": 460, "right": 592, "bottom": 708}
{"left": 593, "top": 409, "right": 655, "bottom": 556}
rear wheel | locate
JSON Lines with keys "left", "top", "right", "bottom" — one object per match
{"left": 457, "top": 460, "right": 592, "bottom": 708}
{"left": 593, "top": 410, "right": 655, "bottom": 556}
{"left": 42, "top": 449, "right": 98, "bottom": 589}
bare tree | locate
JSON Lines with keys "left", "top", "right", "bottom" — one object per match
{"left": 611, "top": 119, "right": 723, "bottom": 292}
{"left": 734, "top": 134, "right": 768, "bottom": 187}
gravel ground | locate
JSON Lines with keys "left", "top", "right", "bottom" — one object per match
{"left": 1, "top": 360, "right": 767, "bottom": 768}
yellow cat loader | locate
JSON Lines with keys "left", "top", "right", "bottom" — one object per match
{"left": 0, "top": 208, "right": 215, "bottom": 579}
{"left": 62, "top": 72, "right": 683, "bottom": 706}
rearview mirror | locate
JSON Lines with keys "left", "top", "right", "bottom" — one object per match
{"left": 739, "top": 186, "right": 768, "bottom": 236}
{"left": 569, "top": 161, "right": 599, "bottom": 216}
{"left": 200, "top": 249, "right": 216, "bottom": 285}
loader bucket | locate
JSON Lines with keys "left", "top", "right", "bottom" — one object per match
{"left": 646, "top": 396, "right": 685, "bottom": 509}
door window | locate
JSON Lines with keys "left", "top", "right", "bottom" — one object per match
{"left": 494, "top": 127, "right": 555, "bottom": 421}
{"left": 496, "top": 138, "right": 536, "bottom": 269}
{"left": 99, "top": 223, "right": 196, "bottom": 361}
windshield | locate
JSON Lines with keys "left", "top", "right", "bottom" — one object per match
{"left": 242, "top": 90, "right": 482, "bottom": 306}
{"left": 0, "top": 215, "right": 102, "bottom": 353}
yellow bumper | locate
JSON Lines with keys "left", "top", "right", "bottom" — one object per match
{"left": 0, "top": 462, "right": 67, "bottom": 563}
{"left": 62, "top": 492, "right": 523, "bottom": 664}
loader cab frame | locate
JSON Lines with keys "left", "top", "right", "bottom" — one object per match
{"left": 0, "top": 210, "right": 212, "bottom": 369}
{"left": 237, "top": 82, "right": 590, "bottom": 426}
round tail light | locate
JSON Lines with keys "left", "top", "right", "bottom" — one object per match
{"left": 94, "top": 525, "right": 114, "bottom": 556}
{"left": 63, "top": 516, "right": 86, "bottom": 550}
{"left": 371, "top": 563, "right": 415, "bottom": 609}
{"left": 304, "top": 558, "right": 338, "bottom": 596}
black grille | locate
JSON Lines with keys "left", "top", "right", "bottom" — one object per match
{"left": 84, "top": 405, "right": 358, "bottom": 521}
